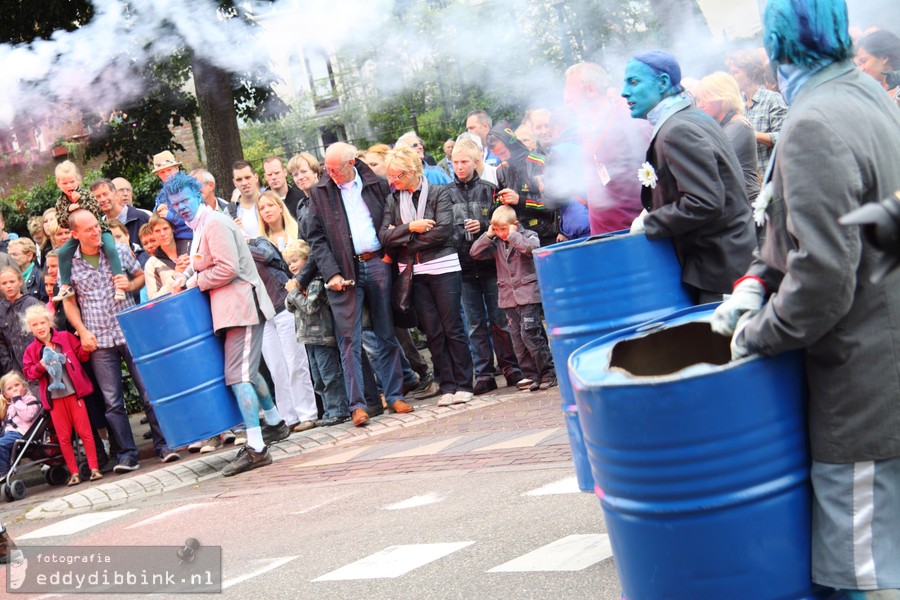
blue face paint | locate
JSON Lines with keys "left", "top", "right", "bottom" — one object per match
{"left": 622, "top": 60, "right": 666, "bottom": 119}
{"left": 169, "top": 189, "right": 202, "bottom": 224}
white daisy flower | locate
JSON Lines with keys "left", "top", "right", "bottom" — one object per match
{"left": 637, "top": 162, "right": 658, "bottom": 189}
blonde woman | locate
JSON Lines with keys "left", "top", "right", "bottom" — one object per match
{"left": 256, "top": 190, "right": 299, "bottom": 251}
{"left": 694, "top": 71, "right": 760, "bottom": 205}
{"left": 379, "top": 146, "right": 473, "bottom": 407}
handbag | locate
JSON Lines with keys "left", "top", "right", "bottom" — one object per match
{"left": 392, "top": 263, "right": 414, "bottom": 314}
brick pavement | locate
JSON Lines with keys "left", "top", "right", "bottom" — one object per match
{"left": 15, "top": 384, "right": 573, "bottom": 520}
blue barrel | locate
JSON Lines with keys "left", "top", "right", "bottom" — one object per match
{"left": 534, "top": 231, "right": 692, "bottom": 406}
{"left": 568, "top": 305, "right": 817, "bottom": 599}
{"left": 562, "top": 404, "right": 593, "bottom": 492}
{"left": 534, "top": 232, "right": 692, "bottom": 493}
{"left": 117, "top": 288, "right": 242, "bottom": 447}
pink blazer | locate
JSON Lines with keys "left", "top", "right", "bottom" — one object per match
{"left": 193, "top": 211, "right": 275, "bottom": 333}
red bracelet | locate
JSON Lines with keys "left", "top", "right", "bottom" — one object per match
{"left": 733, "top": 275, "right": 766, "bottom": 293}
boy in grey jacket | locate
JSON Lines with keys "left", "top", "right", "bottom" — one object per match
{"left": 283, "top": 240, "right": 350, "bottom": 427}
{"left": 470, "top": 206, "right": 555, "bottom": 392}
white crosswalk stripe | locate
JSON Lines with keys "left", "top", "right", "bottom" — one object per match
{"left": 19, "top": 510, "right": 135, "bottom": 540}
{"left": 523, "top": 476, "right": 582, "bottom": 496}
{"left": 313, "top": 542, "right": 475, "bottom": 581}
{"left": 383, "top": 493, "right": 443, "bottom": 510}
{"left": 488, "top": 534, "right": 613, "bottom": 572}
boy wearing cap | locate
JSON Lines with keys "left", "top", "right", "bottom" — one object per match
{"left": 150, "top": 151, "right": 193, "bottom": 254}
{"left": 624, "top": 50, "right": 756, "bottom": 302}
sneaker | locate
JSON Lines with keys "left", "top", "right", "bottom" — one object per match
{"left": 529, "top": 380, "right": 541, "bottom": 392}
{"left": 317, "top": 415, "right": 349, "bottom": 427}
{"left": 232, "top": 433, "right": 247, "bottom": 446}
{"left": 221, "top": 445, "right": 272, "bottom": 477}
{"left": 261, "top": 420, "right": 291, "bottom": 445}
{"left": 113, "top": 457, "right": 140, "bottom": 473}
{"left": 222, "top": 430, "right": 237, "bottom": 445}
{"left": 411, "top": 373, "right": 434, "bottom": 394}
{"left": 505, "top": 373, "right": 525, "bottom": 388}
{"left": 539, "top": 375, "right": 558, "bottom": 390}
{"left": 51, "top": 285, "right": 75, "bottom": 303}
{"left": 453, "top": 390, "right": 474, "bottom": 404}
{"left": 516, "top": 378, "right": 535, "bottom": 390}
{"left": 437, "top": 393, "right": 456, "bottom": 407}
{"left": 292, "top": 421, "right": 317, "bottom": 432}
{"left": 187, "top": 440, "right": 204, "bottom": 453}
{"left": 200, "top": 436, "right": 223, "bottom": 453}
{"left": 414, "top": 381, "right": 441, "bottom": 400}
{"left": 160, "top": 450, "right": 180, "bottom": 463}
{"left": 473, "top": 379, "right": 498, "bottom": 395}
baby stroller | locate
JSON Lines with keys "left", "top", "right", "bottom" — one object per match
{"left": 1, "top": 408, "right": 92, "bottom": 502}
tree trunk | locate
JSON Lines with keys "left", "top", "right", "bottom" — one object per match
{"left": 191, "top": 55, "right": 243, "bottom": 199}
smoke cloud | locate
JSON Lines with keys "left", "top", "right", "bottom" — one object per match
{"left": 0, "top": 0, "right": 897, "bottom": 146}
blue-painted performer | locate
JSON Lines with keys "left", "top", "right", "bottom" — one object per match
{"left": 163, "top": 172, "right": 290, "bottom": 477}
{"left": 713, "top": 0, "right": 900, "bottom": 596}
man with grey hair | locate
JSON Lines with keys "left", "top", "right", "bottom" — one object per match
{"left": 189, "top": 168, "right": 229, "bottom": 212}
{"left": 465, "top": 110, "right": 501, "bottom": 167}
{"left": 565, "top": 62, "right": 651, "bottom": 235}
{"left": 300, "top": 142, "right": 413, "bottom": 427}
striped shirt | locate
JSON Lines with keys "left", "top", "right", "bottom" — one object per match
{"left": 69, "top": 244, "right": 140, "bottom": 348}
{"left": 401, "top": 252, "right": 461, "bottom": 276}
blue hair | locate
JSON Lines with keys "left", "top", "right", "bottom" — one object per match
{"left": 764, "top": 0, "right": 852, "bottom": 66}
{"left": 162, "top": 171, "right": 202, "bottom": 198}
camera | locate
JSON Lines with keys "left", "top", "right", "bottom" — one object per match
{"left": 884, "top": 69, "right": 900, "bottom": 90}
{"left": 840, "top": 191, "right": 900, "bottom": 283}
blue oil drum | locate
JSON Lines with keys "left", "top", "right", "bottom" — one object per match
{"left": 533, "top": 231, "right": 692, "bottom": 406}
{"left": 562, "top": 404, "right": 593, "bottom": 492}
{"left": 568, "top": 304, "right": 818, "bottom": 599}
{"left": 116, "top": 288, "right": 242, "bottom": 447}
{"left": 534, "top": 232, "right": 692, "bottom": 494}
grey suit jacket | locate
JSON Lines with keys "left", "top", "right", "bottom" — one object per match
{"left": 742, "top": 61, "right": 900, "bottom": 463}
{"left": 642, "top": 104, "right": 757, "bottom": 294}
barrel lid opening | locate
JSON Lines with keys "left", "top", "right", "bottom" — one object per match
{"left": 609, "top": 322, "right": 731, "bottom": 377}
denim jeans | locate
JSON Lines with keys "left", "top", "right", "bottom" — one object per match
{"left": 335, "top": 258, "right": 404, "bottom": 410}
{"left": 413, "top": 270, "right": 473, "bottom": 393}
{"left": 364, "top": 329, "right": 418, "bottom": 389}
{"left": 308, "top": 344, "right": 349, "bottom": 419}
{"left": 461, "top": 273, "right": 521, "bottom": 381}
{"left": 91, "top": 344, "right": 171, "bottom": 462}
{"left": 0, "top": 431, "right": 23, "bottom": 473}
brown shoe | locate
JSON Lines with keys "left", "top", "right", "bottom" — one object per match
{"left": 352, "top": 408, "right": 369, "bottom": 427}
{"left": 387, "top": 399, "right": 414, "bottom": 414}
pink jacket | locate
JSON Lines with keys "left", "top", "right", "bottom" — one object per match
{"left": 23, "top": 330, "right": 94, "bottom": 410}
{"left": 2, "top": 391, "right": 41, "bottom": 435}
{"left": 192, "top": 211, "right": 274, "bottom": 333}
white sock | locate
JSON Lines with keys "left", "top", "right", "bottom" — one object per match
{"left": 262, "top": 407, "right": 282, "bottom": 426}
{"left": 245, "top": 427, "right": 264, "bottom": 452}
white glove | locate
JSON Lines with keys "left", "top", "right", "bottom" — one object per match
{"left": 730, "top": 310, "right": 758, "bottom": 360}
{"left": 630, "top": 209, "right": 648, "bottom": 234}
{"left": 711, "top": 277, "right": 765, "bottom": 336}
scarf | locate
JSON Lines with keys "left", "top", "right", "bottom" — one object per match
{"left": 776, "top": 61, "right": 828, "bottom": 105}
{"left": 398, "top": 177, "right": 429, "bottom": 225}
